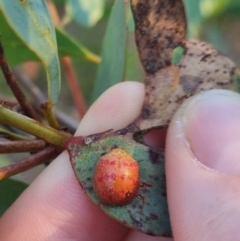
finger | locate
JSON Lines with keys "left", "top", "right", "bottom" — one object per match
{"left": 166, "top": 90, "right": 240, "bottom": 241}
{"left": 0, "top": 82, "right": 144, "bottom": 241}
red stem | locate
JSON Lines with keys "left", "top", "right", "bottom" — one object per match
{"left": 62, "top": 57, "right": 87, "bottom": 117}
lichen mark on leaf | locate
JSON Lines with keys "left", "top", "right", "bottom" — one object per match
{"left": 133, "top": 39, "right": 239, "bottom": 130}
{"left": 130, "top": 0, "right": 187, "bottom": 75}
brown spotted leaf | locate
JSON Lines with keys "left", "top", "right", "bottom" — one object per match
{"left": 130, "top": 0, "right": 186, "bottom": 74}
{"left": 134, "top": 39, "right": 239, "bottom": 130}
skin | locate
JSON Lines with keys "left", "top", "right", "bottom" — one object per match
{"left": 1, "top": 82, "right": 240, "bottom": 240}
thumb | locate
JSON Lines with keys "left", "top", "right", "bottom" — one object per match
{"left": 166, "top": 90, "right": 240, "bottom": 241}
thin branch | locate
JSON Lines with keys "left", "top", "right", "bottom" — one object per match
{"left": 0, "top": 127, "right": 29, "bottom": 141}
{"left": 0, "top": 40, "right": 40, "bottom": 121}
{"left": 12, "top": 68, "right": 78, "bottom": 134}
{"left": 62, "top": 57, "right": 87, "bottom": 117}
{"left": 0, "top": 140, "right": 46, "bottom": 153}
{"left": 0, "top": 105, "right": 70, "bottom": 146}
{"left": 40, "top": 101, "right": 60, "bottom": 130}
{"left": 0, "top": 146, "right": 61, "bottom": 180}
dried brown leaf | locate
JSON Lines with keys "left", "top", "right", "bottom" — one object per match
{"left": 131, "top": 0, "right": 186, "bottom": 74}
{"left": 134, "top": 39, "right": 239, "bottom": 130}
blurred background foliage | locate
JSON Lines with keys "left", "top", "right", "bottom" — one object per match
{"left": 0, "top": 0, "right": 239, "bottom": 214}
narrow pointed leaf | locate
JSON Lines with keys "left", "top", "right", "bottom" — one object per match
{"left": 0, "top": 0, "right": 61, "bottom": 104}
{"left": 91, "top": 0, "right": 128, "bottom": 102}
{"left": 0, "top": 15, "right": 99, "bottom": 65}
{"left": 56, "top": 28, "right": 100, "bottom": 63}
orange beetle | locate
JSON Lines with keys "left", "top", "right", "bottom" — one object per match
{"left": 94, "top": 148, "right": 140, "bottom": 206}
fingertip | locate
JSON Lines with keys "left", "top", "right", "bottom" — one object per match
{"left": 77, "top": 81, "right": 145, "bottom": 135}
{"left": 166, "top": 90, "right": 240, "bottom": 240}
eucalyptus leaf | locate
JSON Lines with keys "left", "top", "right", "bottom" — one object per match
{"left": 0, "top": 11, "right": 39, "bottom": 65}
{"left": 200, "top": 0, "right": 240, "bottom": 19}
{"left": 66, "top": 0, "right": 105, "bottom": 28}
{"left": 0, "top": 179, "right": 28, "bottom": 216}
{"left": 56, "top": 28, "right": 100, "bottom": 63}
{"left": 0, "top": 14, "right": 99, "bottom": 65}
{"left": 66, "top": 133, "right": 171, "bottom": 236}
{"left": 91, "top": 0, "right": 127, "bottom": 102}
{"left": 0, "top": 0, "right": 61, "bottom": 104}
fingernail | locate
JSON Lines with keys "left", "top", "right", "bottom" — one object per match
{"left": 179, "top": 90, "right": 240, "bottom": 174}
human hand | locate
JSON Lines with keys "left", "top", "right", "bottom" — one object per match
{"left": 0, "top": 82, "right": 240, "bottom": 241}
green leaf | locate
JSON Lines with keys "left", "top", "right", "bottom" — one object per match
{"left": 0, "top": 179, "right": 28, "bottom": 216}
{"left": 183, "top": 0, "right": 202, "bottom": 37}
{"left": 200, "top": 0, "right": 229, "bottom": 18}
{"left": 200, "top": 0, "right": 240, "bottom": 19}
{"left": 0, "top": 14, "right": 99, "bottom": 65}
{"left": 0, "top": 0, "right": 61, "bottom": 104}
{"left": 66, "top": 134, "right": 171, "bottom": 236}
{"left": 0, "top": 11, "right": 39, "bottom": 65}
{"left": 56, "top": 28, "right": 100, "bottom": 63}
{"left": 65, "top": 0, "right": 105, "bottom": 28}
{"left": 91, "top": 0, "right": 128, "bottom": 102}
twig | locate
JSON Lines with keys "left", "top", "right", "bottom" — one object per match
{"left": 0, "top": 140, "right": 46, "bottom": 153}
{"left": 62, "top": 57, "right": 87, "bottom": 117}
{"left": 0, "top": 105, "right": 70, "bottom": 146}
{"left": 12, "top": 68, "right": 78, "bottom": 133}
{"left": 0, "top": 40, "right": 40, "bottom": 121}
{"left": 0, "top": 146, "right": 61, "bottom": 180}
{"left": 0, "top": 127, "right": 29, "bottom": 140}
{"left": 40, "top": 101, "right": 60, "bottom": 129}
